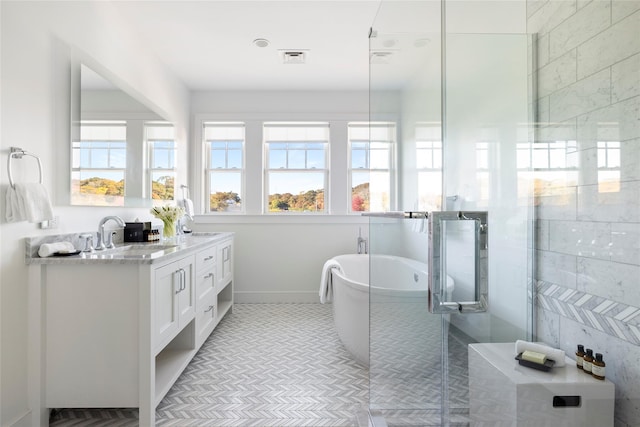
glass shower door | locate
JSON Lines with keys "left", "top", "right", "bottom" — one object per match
{"left": 368, "top": 1, "right": 533, "bottom": 425}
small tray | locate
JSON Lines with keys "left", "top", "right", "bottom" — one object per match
{"left": 515, "top": 352, "right": 555, "bottom": 371}
{"left": 52, "top": 250, "right": 82, "bottom": 257}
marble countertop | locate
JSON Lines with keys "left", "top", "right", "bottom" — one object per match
{"left": 25, "top": 232, "right": 233, "bottom": 265}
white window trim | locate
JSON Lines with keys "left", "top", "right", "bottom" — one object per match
{"left": 347, "top": 122, "right": 396, "bottom": 213}
{"left": 263, "top": 122, "right": 330, "bottom": 215}
{"left": 192, "top": 112, "right": 370, "bottom": 218}
{"left": 203, "top": 122, "right": 246, "bottom": 214}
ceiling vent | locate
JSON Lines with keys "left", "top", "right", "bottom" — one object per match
{"left": 279, "top": 50, "right": 309, "bottom": 64}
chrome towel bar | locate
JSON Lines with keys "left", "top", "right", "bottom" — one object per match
{"left": 8, "top": 146, "right": 43, "bottom": 189}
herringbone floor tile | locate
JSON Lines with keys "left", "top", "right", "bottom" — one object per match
{"left": 49, "top": 303, "right": 471, "bottom": 427}
{"left": 50, "top": 304, "right": 369, "bottom": 426}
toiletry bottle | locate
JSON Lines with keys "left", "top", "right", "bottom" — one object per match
{"left": 576, "top": 344, "right": 585, "bottom": 370}
{"left": 592, "top": 353, "right": 606, "bottom": 380}
{"left": 583, "top": 348, "right": 594, "bottom": 374}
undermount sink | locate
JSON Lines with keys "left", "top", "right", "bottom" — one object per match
{"left": 97, "top": 244, "right": 179, "bottom": 258}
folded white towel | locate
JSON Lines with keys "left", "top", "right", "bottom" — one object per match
{"left": 6, "top": 183, "right": 54, "bottom": 223}
{"left": 515, "top": 340, "right": 566, "bottom": 367}
{"left": 38, "top": 242, "right": 76, "bottom": 258}
{"left": 183, "top": 198, "right": 194, "bottom": 218}
{"left": 319, "top": 259, "right": 342, "bottom": 304}
{"left": 5, "top": 186, "right": 24, "bottom": 222}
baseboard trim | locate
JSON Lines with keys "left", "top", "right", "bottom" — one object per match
{"left": 234, "top": 291, "right": 321, "bottom": 304}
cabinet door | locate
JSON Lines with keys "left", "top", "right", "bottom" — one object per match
{"left": 154, "top": 255, "right": 195, "bottom": 352}
{"left": 175, "top": 256, "right": 195, "bottom": 328}
{"left": 154, "top": 262, "right": 181, "bottom": 350}
{"left": 217, "top": 239, "right": 233, "bottom": 289}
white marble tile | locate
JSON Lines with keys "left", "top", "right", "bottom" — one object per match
{"left": 549, "top": 220, "right": 612, "bottom": 259}
{"left": 535, "top": 118, "right": 577, "bottom": 142}
{"left": 611, "top": 222, "right": 640, "bottom": 265}
{"left": 620, "top": 138, "right": 640, "bottom": 182}
{"left": 536, "top": 32, "right": 551, "bottom": 69}
{"left": 577, "top": 10, "right": 640, "bottom": 79}
{"left": 578, "top": 147, "right": 599, "bottom": 185}
{"left": 538, "top": 49, "right": 578, "bottom": 98}
{"left": 536, "top": 189, "right": 578, "bottom": 220}
{"left": 577, "top": 257, "right": 640, "bottom": 305}
{"left": 550, "top": 68, "right": 611, "bottom": 123}
{"left": 527, "top": 0, "right": 577, "bottom": 37}
{"left": 557, "top": 315, "right": 640, "bottom": 426}
{"left": 536, "top": 306, "right": 561, "bottom": 347}
{"left": 527, "top": 0, "right": 548, "bottom": 18}
{"left": 536, "top": 96, "right": 551, "bottom": 124}
{"left": 536, "top": 249, "right": 578, "bottom": 288}
{"left": 612, "top": 0, "right": 640, "bottom": 23}
{"left": 577, "top": 96, "right": 640, "bottom": 148}
{"left": 577, "top": 181, "right": 640, "bottom": 222}
{"left": 535, "top": 219, "right": 550, "bottom": 250}
{"left": 612, "top": 53, "right": 640, "bottom": 102}
{"left": 549, "top": 0, "right": 610, "bottom": 60}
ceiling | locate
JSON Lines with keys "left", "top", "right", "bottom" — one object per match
{"left": 111, "top": 1, "right": 383, "bottom": 91}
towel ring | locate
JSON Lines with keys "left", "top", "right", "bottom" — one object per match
{"left": 8, "top": 147, "right": 43, "bottom": 189}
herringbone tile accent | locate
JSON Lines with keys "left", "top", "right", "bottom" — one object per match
{"left": 50, "top": 304, "right": 369, "bottom": 427}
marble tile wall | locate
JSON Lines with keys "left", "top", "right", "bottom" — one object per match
{"left": 528, "top": 1, "right": 640, "bottom": 425}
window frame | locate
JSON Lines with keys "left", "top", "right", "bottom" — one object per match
{"left": 263, "top": 122, "right": 330, "bottom": 214}
{"left": 347, "top": 122, "right": 395, "bottom": 213}
{"left": 146, "top": 121, "right": 177, "bottom": 203}
{"left": 203, "top": 122, "right": 246, "bottom": 214}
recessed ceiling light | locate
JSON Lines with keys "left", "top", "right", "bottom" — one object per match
{"left": 414, "top": 38, "right": 431, "bottom": 48}
{"left": 253, "top": 38, "right": 270, "bottom": 48}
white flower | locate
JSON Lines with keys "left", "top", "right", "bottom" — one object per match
{"left": 150, "top": 205, "right": 185, "bottom": 222}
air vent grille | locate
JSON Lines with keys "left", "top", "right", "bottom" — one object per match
{"left": 279, "top": 50, "right": 309, "bottom": 64}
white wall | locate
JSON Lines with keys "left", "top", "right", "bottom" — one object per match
{"left": 0, "top": 2, "right": 189, "bottom": 425}
{"left": 190, "top": 90, "right": 372, "bottom": 302}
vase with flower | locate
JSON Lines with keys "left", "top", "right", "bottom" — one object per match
{"left": 150, "top": 205, "right": 185, "bottom": 240}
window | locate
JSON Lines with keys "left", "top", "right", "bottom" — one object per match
{"left": 204, "top": 122, "right": 244, "bottom": 213}
{"left": 415, "top": 124, "right": 441, "bottom": 211}
{"left": 264, "top": 123, "right": 329, "bottom": 213}
{"left": 348, "top": 122, "right": 393, "bottom": 212}
{"left": 72, "top": 121, "right": 127, "bottom": 206}
{"left": 147, "top": 122, "right": 176, "bottom": 201}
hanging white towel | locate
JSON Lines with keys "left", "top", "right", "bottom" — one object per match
{"left": 183, "top": 198, "right": 194, "bottom": 218}
{"left": 6, "top": 183, "right": 54, "bottom": 223}
{"left": 5, "top": 186, "right": 25, "bottom": 222}
{"left": 319, "top": 259, "right": 341, "bottom": 304}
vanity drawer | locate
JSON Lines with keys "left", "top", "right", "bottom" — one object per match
{"left": 196, "top": 266, "right": 216, "bottom": 300}
{"left": 195, "top": 246, "right": 216, "bottom": 272}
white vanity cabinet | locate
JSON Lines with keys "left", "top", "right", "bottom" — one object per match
{"left": 27, "top": 233, "right": 234, "bottom": 427}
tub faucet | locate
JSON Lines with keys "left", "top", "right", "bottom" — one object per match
{"left": 95, "top": 215, "right": 126, "bottom": 250}
{"left": 357, "top": 228, "right": 368, "bottom": 254}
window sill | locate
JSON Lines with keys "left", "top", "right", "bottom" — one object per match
{"left": 192, "top": 214, "right": 369, "bottom": 225}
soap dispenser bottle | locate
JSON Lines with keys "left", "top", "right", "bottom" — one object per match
{"left": 576, "top": 344, "right": 585, "bottom": 370}
{"left": 592, "top": 353, "right": 606, "bottom": 380}
{"left": 583, "top": 348, "right": 594, "bottom": 374}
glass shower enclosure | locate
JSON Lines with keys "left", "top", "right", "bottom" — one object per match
{"left": 368, "top": 1, "right": 534, "bottom": 425}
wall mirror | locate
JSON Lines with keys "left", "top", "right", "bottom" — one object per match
{"left": 70, "top": 63, "right": 176, "bottom": 207}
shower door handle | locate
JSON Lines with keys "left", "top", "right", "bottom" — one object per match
{"left": 428, "top": 211, "right": 488, "bottom": 314}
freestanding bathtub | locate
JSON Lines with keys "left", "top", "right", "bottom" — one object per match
{"left": 330, "top": 253, "right": 446, "bottom": 366}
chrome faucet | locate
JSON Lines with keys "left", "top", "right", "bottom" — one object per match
{"left": 95, "top": 216, "right": 126, "bottom": 250}
{"left": 357, "top": 227, "right": 368, "bottom": 255}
